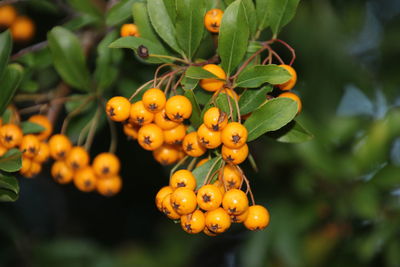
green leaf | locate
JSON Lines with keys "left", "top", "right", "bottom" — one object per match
{"left": 244, "top": 97, "right": 298, "bottom": 141}
{"left": 192, "top": 157, "right": 223, "bottom": 190}
{"left": 0, "top": 174, "right": 19, "bottom": 202}
{"left": 242, "top": 0, "right": 257, "bottom": 38}
{"left": 47, "top": 26, "right": 91, "bottom": 91}
{"left": 109, "top": 36, "right": 172, "bottom": 64}
{"left": 0, "top": 149, "right": 22, "bottom": 172}
{"left": 238, "top": 85, "right": 273, "bottom": 114}
{"left": 218, "top": 0, "right": 250, "bottom": 76}
{"left": 267, "top": 120, "right": 314, "bottom": 143}
{"left": 63, "top": 14, "right": 99, "bottom": 30}
{"left": 185, "top": 66, "right": 220, "bottom": 79}
{"left": 0, "top": 64, "right": 23, "bottom": 115}
{"left": 175, "top": 0, "right": 206, "bottom": 59}
{"left": 267, "top": 0, "right": 300, "bottom": 37}
{"left": 132, "top": 2, "right": 160, "bottom": 43}
{"left": 147, "top": 0, "right": 183, "bottom": 55}
{"left": 194, "top": 89, "right": 213, "bottom": 106}
{"left": 67, "top": 0, "right": 103, "bottom": 20}
{"left": 256, "top": 0, "right": 269, "bottom": 31}
{"left": 20, "top": 121, "right": 45, "bottom": 134}
{"left": 0, "top": 30, "right": 12, "bottom": 80}
{"left": 106, "top": 0, "right": 138, "bottom": 26}
{"left": 163, "top": 0, "right": 177, "bottom": 24}
{"left": 216, "top": 92, "right": 238, "bottom": 121}
{"left": 184, "top": 90, "right": 202, "bottom": 128}
{"left": 181, "top": 76, "right": 198, "bottom": 90}
{"left": 236, "top": 64, "right": 291, "bottom": 88}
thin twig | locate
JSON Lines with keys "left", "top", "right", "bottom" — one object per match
{"left": 11, "top": 41, "right": 48, "bottom": 61}
{"left": 170, "top": 155, "right": 189, "bottom": 177}
{"left": 60, "top": 95, "right": 95, "bottom": 135}
{"left": 84, "top": 106, "right": 101, "bottom": 151}
{"left": 273, "top": 38, "right": 296, "bottom": 66}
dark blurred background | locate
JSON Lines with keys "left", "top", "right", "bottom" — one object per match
{"left": 1, "top": 0, "right": 400, "bottom": 266}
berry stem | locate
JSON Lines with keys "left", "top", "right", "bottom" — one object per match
{"left": 153, "top": 64, "right": 176, "bottom": 88}
{"left": 235, "top": 165, "right": 255, "bottom": 206}
{"left": 170, "top": 155, "right": 189, "bottom": 177}
{"left": 84, "top": 105, "right": 101, "bottom": 152}
{"left": 203, "top": 156, "right": 222, "bottom": 186}
{"left": 230, "top": 46, "right": 269, "bottom": 81}
{"left": 272, "top": 38, "right": 296, "bottom": 66}
{"left": 187, "top": 157, "right": 198, "bottom": 172}
{"left": 106, "top": 110, "right": 118, "bottom": 154}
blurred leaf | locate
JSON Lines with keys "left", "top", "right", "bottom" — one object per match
{"left": 0, "top": 30, "right": 12, "bottom": 80}
{"left": 47, "top": 27, "right": 91, "bottom": 91}
{"left": 215, "top": 93, "right": 238, "bottom": 121}
{"left": 175, "top": 0, "right": 206, "bottom": 59}
{"left": 1, "top": 109, "right": 12, "bottom": 124}
{"left": 267, "top": 0, "right": 300, "bottom": 37}
{"left": 106, "top": 0, "right": 138, "bottom": 26}
{"left": 390, "top": 138, "right": 400, "bottom": 166}
{"left": 351, "top": 184, "right": 379, "bottom": 219}
{"left": 183, "top": 90, "right": 202, "bottom": 128}
{"left": 218, "top": 0, "right": 250, "bottom": 76}
{"left": 337, "top": 85, "right": 374, "bottom": 117}
{"left": 65, "top": 94, "right": 95, "bottom": 113}
{"left": 67, "top": 0, "right": 103, "bottom": 20}
{"left": 256, "top": 0, "right": 269, "bottom": 31}
{"left": 267, "top": 120, "right": 314, "bottom": 143}
{"left": 242, "top": 0, "right": 257, "bottom": 38}
{"left": 63, "top": 15, "right": 100, "bottom": 30}
{"left": 192, "top": 157, "right": 222, "bottom": 189}
{"left": 185, "top": 66, "right": 219, "bottom": 79}
{"left": 0, "top": 64, "right": 23, "bottom": 115}
{"left": 244, "top": 98, "right": 297, "bottom": 141}
{"left": 0, "top": 149, "right": 22, "bottom": 172}
{"left": 238, "top": 85, "right": 272, "bottom": 114}
{"left": 132, "top": 2, "right": 160, "bottom": 43}
{"left": 236, "top": 64, "right": 291, "bottom": 88}
{"left": 67, "top": 106, "right": 105, "bottom": 143}
{"left": 0, "top": 174, "right": 19, "bottom": 202}
{"left": 21, "top": 121, "right": 45, "bottom": 134}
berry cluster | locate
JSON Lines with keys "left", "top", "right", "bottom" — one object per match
{"left": 0, "top": 4, "right": 35, "bottom": 42}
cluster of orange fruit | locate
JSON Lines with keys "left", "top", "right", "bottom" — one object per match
{"left": 0, "top": 4, "right": 35, "bottom": 42}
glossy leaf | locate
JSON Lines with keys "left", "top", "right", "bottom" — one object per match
{"left": 0, "top": 30, "right": 12, "bottom": 80}
{"left": 192, "top": 157, "right": 223, "bottom": 190}
{"left": 181, "top": 76, "right": 198, "bottom": 90}
{"left": 185, "top": 66, "right": 220, "bottom": 79}
{"left": 21, "top": 121, "right": 45, "bottom": 134}
{"left": 0, "top": 174, "right": 19, "bottom": 202}
{"left": 47, "top": 27, "right": 91, "bottom": 91}
{"left": 106, "top": 0, "right": 138, "bottom": 26}
{"left": 267, "top": 0, "right": 300, "bottom": 36}
{"left": 218, "top": 0, "right": 250, "bottom": 76}
{"left": 238, "top": 85, "right": 273, "bottom": 115}
{"left": 256, "top": 0, "right": 269, "bottom": 30}
{"left": 216, "top": 92, "right": 238, "bottom": 121}
{"left": 184, "top": 90, "right": 202, "bottom": 128}
{"left": 132, "top": 2, "right": 160, "bottom": 43}
{"left": 244, "top": 97, "right": 298, "bottom": 141}
{"left": 0, "top": 149, "right": 22, "bottom": 172}
{"left": 242, "top": 0, "right": 257, "bottom": 38}
{"left": 236, "top": 64, "right": 291, "bottom": 88}
{"left": 0, "top": 64, "right": 23, "bottom": 115}
{"left": 267, "top": 120, "right": 314, "bottom": 143}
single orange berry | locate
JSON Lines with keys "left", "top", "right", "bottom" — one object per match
{"left": 197, "top": 184, "right": 223, "bottom": 211}
{"left": 35, "top": 142, "right": 50, "bottom": 163}
{"left": 221, "top": 144, "right": 248, "bottom": 164}
{"left": 0, "top": 124, "right": 23, "bottom": 149}
{"left": 204, "top": 9, "right": 224, "bottom": 33}
{"left": 203, "top": 107, "right": 228, "bottom": 131}
{"left": 137, "top": 123, "right": 164, "bottom": 151}
{"left": 222, "top": 164, "right": 242, "bottom": 190}
{"left": 181, "top": 210, "right": 205, "bottom": 234}
{"left": 165, "top": 95, "right": 192, "bottom": 122}
{"left": 278, "top": 92, "right": 302, "bottom": 113}
{"left": 154, "top": 109, "right": 180, "bottom": 130}
{"left": 244, "top": 205, "right": 271, "bottom": 230}
{"left": 106, "top": 96, "right": 131, "bottom": 122}
{"left": 213, "top": 179, "right": 226, "bottom": 196}
{"left": 0, "top": 5, "right": 17, "bottom": 27}
{"left": 142, "top": 88, "right": 166, "bottom": 113}
{"left": 92, "top": 152, "right": 120, "bottom": 178}
{"left": 28, "top": 115, "right": 53, "bottom": 141}
{"left": 196, "top": 158, "right": 209, "bottom": 168}
{"left": 155, "top": 186, "right": 174, "bottom": 211}
{"left": 20, "top": 157, "right": 32, "bottom": 177}
{"left": 123, "top": 123, "right": 139, "bottom": 139}
{"left": 48, "top": 134, "right": 72, "bottom": 161}
{"left": 222, "top": 189, "right": 249, "bottom": 215}
{"left": 20, "top": 134, "right": 40, "bottom": 158}
{"left": 153, "top": 144, "right": 179, "bottom": 165}
{"left": 197, "top": 124, "right": 221, "bottom": 149}
{"left": 163, "top": 124, "right": 186, "bottom": 145}
{"left": 205, "top": 207, "right": 231, "bottom": 234}
{"left": 161, "top": 194, "right": 180, "bottom": 220}
{"left": 25, "top": 161, "right": 42, "bottom": 178}
{"left": 230, "top": 208, "right": 249, "bottom": 223}
{"left": 120, "top": 23, "right": 140, "bottom": 37}
{"left": 11, "top": 16, "right": 35, "bottom": 42}
{"left": 278, "top": 64, "right": 297, "bottom": 91}
{"left": 170, "top": 169, "right": 196, "bottom": 190}
{"left": 182, "top": 132, "right": 207, "bottom": 157}
{"left": 51, "top": 161, "right": 74, "bottom": 184}
{"left": 177, "top": 145, "right": 187, "bottom": 160}
{"left": 74, "top": 166, "right": 97, "bottom": 192}
{"left": 129, "top": 100, "right": 154, "bottom": 126}
{"left": 170, "top": 187, "right": 197, "bottom": 215}
{"left": 221, "top": 122, "right": 248, "bottom": 149}
{"left": 66, "top": 146, "right": 90, "bottom": 171}
{"left": 199, "top": 64, "right": 226, "bottom": 92}
{"left": 97, "top": 175, "right": 122, "bottom": 197}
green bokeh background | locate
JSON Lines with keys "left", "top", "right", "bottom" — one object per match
{"left": 1, "top": 0, "right": 400, "bottom": 266}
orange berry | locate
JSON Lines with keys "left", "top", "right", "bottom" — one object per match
{"left": 278, "top": 64, "right": 297, "bottom": 91}
{"left": 48, "top": 134, "right": 72, "bottom": 161}
{"left": 203, "top": 107, "right": 228, "bottom": 131}
{"left": 203, "top": 226, "right": 218, "bottom": 236}
{"left": 97, "top": 175, "right": 122, "bottom": 197}
{"left": 19, "top": 134, "right": 40, "bottom": 158}
{"left": 170, "top": 187, "right": 197, "bottom": 215}
{"left": 20, "top": 157, "right": 32, "bottom": 176}
{"left": 197, "top": 184, "right": 223, "bottom": 211}
{"left": 155, "top": 186, "right": 174, "bottom": 211}
{"left": 205, "top": 207, "right": 231, "bottom": 234}
{"left": 222, "top": 164, "right": 242, "bottom": 190}
{"left": 165, "top": 95, "right": 192, "bottom": 122}
{"left": 278, "top": 92, "right": 302, "bottom": 113}
{"left": 221, "top": 144, "right": 248, "bottom": 164}
{"left": 142, "top": 88, "right": 166, "bottom": 113}
{"left": 51, "top": 161, "right": 74, "bottom": 184}
{"left": 213, "top": 180, "right": 226, "bottom": 196}
{"left": 28, "top": 115, "right": 53, "bottom": 141}
{"left": 153, "top": 144, "right": 179, "bottom": 165}
{"left": 161, "top": 194, "right": 180, "bottom": 220}
{"left": 0, "top": 124, "right": 23, "bottom": 149}
{"left": 197, "top": 123, "right": 221, "bottom": 149}
{"left": 181, "top": 210, "right": 206, "bottom": 234}
{"left": 92, "top": 152, "right": 120, "bottom": 178}
{"left": 66, "top": 146, "right": 90, "bottom": 171}
{"left": 0, "top": 5, "right": 17, "bottom": 26}
{"left": 129, "top": 101, "right": 154, "bottom": 126}
{"left": 170, "top": 169, "right": 196, "bottom": 190}
{"left": 106, "top": 96, "right": 131, "bottom": 122}
{"left": 120, "top": 23, "right": 140, "bottom": 37}
{"left": 230, "top": 208, "right": 249, "bottom": 223}
{"left": 163, "top": 124, "right": 186, "bottom": 145}
{"left": 199, "top": 64, "right": 226, "bottom": 92}
{"left": 74, "top": 166, "right": 97, "bottom": 192}
{"left": 154, "top": 109, "right": 180, "bottom": 130}
{"left": 123, "top": 123, "right": 139, "bottom": 139}
{"left": 204, "top": 9, "right": 224, "bottom": 33}
{"left": 196, "top": 158, "right": 209, "bottom": 168}
{"left": 222, "top": 189, "right": 249, "bottom": 215}
{"left": 244, "top": 205, "right": 270, "bottom": 230}
{"left": 221, "top": 122, "right": 248, "bottom": 149}
{"left": 25, "top": 161, "right": 42, "bottom": 178}
{"left": 182, "top": 132, "right": 207, "bottom": 157}
{"left": 35, "top": 142, "right": 50, "bottom": 163}
{"left": 11, "top": 16, "right": 35, "bottom": 42}
{"left": 137, "top": 123, "right": 164, "bottom": 151}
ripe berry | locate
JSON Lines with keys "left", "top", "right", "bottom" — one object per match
{"left": 11, "top": 16, "right": 35, "bottom": 42}
{"left": 25, "top": 161, "right": 41, "bottom": 178}
{"left": 92, "top": 152, "right": 120, "bottom": 178}
{"left": 142, "top": 88, "right": 166, "bottom": 113}
{"left": 161, "top": 194, "right": 180, "bottom": 220}
{"left": 278, "top": 64, "right": 297, "bottom": 91}
{"left": 196, "top": 158, "right": 209, "bottom": 168}
{"left": 197, "top": 184, "right": 223, "bottom": 211}
{"left": 230, "top": 208, "right": 249, "bottom": 223}
{"left": 66, "top": 146, "right": 90, "bottom": 171}
{"left": 120, "top": 23, "right": 140, "bottom": 37}
{"left": 20, "top": 134, "right": 40, "bottom": 158}
{"left": 181, "top": 210, "right": 205, "bottom": 234}
{"left": 221, "top": 122, "right": 248, "bottom": 149}
{"left": 199, "top": 64, "right": 226, "bottom": 92}
{"left": 182, "top": 132, "right": 206, "bottom": 157}
{"left": 165, "top": 95, "right": 192, "bottom": 122}
{"left": 153, "top": 144, "right": 179, "bottom": 165}
{"left": 205, "top": 207, "right": 231, "bottom": 234}
{"left": 138, "top": 123, "right": 164, "bottom": 151}
{"left": 213, "top": 180, "right": 226, "bottom": 196}
{"left": 20, "top": 157, "right": 32, "bottom": 177}
{"left": 106, "top": 96, "right": 131, "bottom": 122}
{"left": 221, "top": 144, "right": 248, "bottom": 164}
{"left": 170, "top": 169, "right": 196, "bottom": 190}
{"left": 154, "top": 109, "right": 179, "bottom": 130}
{"left": 155, "top": 186, "right": 174, "bottom": 211}
{"left": 163, "top": 124, "right": 186, "bottom": 145}
{"left": 203, "top": 107, "right": 228, "bottom": 131}
{"left": 129, "top": 100, "right": 154, "bottom": 126}
{"left": 35, "top": 142, "right": 50, "bottom": 163}
{"left": 51, "top": 161, "right": 74, "bottom": 184}
{"left": 0, "top": 5, "right": 17, "bottom": 27}
{"left": 170, "top": 187, "right": 197, "bottom": 215}
{"left": 278, "top": 92, "right": 302, "bottom": 113}
{"left": 244, "top": 205, "right": 270, "bottom": 230}
{"left": 222, "top": 189, "right": 249, "bottom": 215}
{"left": 48, "top": 134, "right": 72, "bottom": 160}
{"left": 74, "top": 166, "right": 97, "bottom": 192}
{"left": 203, "top": 226, "right": 218, "bottom": 236}
{"left": 0, "top": 124, "right": 23, "bottom": 149}
{"left": 28, "top": 115, "right": 53, "bottom": 141}
{"left": 197, "top": 124, "right": 221, "bottom": 149}
{"left": 222, "top": 164, "right": 242, "bottom": 190}
{"left": 123, "top": 123, "right": 139, "bottom": 139}
{"left": 97, "top": 175, "right": 122, "bottom": 197}
{"left": 204, "top": 9, "right": 224, "bottom": 33}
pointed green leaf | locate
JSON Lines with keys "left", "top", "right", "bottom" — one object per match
{"left": 267, "top": 120, "right": 313, "bottom": 143}
{"left": 0, "top": 149, "right": 22, "bottom": 172}
{"left": 21, "top": 121, "right": 45, "bottom": 134}
{"left": 67, "top": 0, "right": 103, "bottom": 20}
{"left": 216, "top": 92, "right": 238, "bottom": 121}
{"left": 0, "top": 64, "right": 23, "bottom": 115}
{"left": 181, "top": 76, "right": 198, "bottom": 90}
{"left": 192, "top": 157, "right": 223, "bottom": 190}
{"left": 267, "top": 0, "right": 300, "bottom": 36}
{"left": 256, "top": 0, "right": 269, "bottom": 30}
{"left": 0, "top": 174, "right": 19, "bottom": 202}
{"left": 236, "top": 64, "right": 291, "bottom": 88}
{"left": 0, "top": 30, "right": 12, "bottom": 80}
{"left": 242, "top": 0, "right": 257, "bottom": 38}
{"left": 132, "top": 2, "right": 160, "bottom": 43}
{"left": 238, "top": 85, "right": 273, "bottom": 114}
{"left": 184, "top": 90, "right": 202, "bottom": 128}
{"left": 185, "top": 66, "right": 220, "bottom": 79}
{"left": 106, "top": 0, "right": 138, "bottom": 26}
